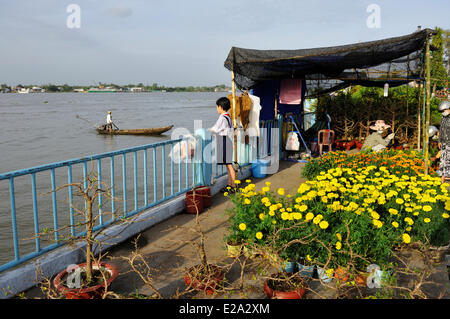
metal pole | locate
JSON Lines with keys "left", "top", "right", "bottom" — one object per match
{"left": 231, "top": 69, "right": 238, "bottom": 165}
{"left": 424, "top": 37, "right": 431, "bottom": 175}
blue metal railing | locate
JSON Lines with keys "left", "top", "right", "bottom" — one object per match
{"left": 0, "top": 136, "right": 204, "bottom": 272}
{"left": 0, "top": 119, "right": 282, "bottom": 272}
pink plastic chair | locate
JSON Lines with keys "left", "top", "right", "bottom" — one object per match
{"left": 318, "top": 129, "right": 335, "bottom": 156}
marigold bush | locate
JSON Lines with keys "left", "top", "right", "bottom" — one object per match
{"left": 226, "top": 151, "right": 449, "bottom": 274}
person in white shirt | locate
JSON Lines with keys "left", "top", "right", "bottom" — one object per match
{"left": 106, "top": 111, "right": 114, "bottom": 132}
{"left": 209, "top": 97, "right": 236, "bottom": 191}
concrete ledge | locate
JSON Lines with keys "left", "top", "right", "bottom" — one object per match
{"left": 0, "top": 165, "right": 253, "bottom": 299}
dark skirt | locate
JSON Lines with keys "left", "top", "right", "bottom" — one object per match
{"left": 217, "top": 135, "right": 233, "bottom": 165}
{"left": 438, "top": 145, "right": 450, "bottom": 177}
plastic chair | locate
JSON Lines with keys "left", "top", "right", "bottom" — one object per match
{"left": 318, "top": 129, "right": 335, "bottom": 156}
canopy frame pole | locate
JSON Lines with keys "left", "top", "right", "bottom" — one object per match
{"left": 231, "top": 69, "right": 238, "bottom": 166}
{"left": 424, "top": 36, "right": 431, "bottom": 175}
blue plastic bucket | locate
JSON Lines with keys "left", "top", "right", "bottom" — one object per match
{"left": 251, "top": 160, "right": 269, "bottom": 178}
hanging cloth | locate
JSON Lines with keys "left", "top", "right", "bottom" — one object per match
{"left": 279, "top": 79, "right": 302, "bottom": 105}
{"left": 240, "top": 91, "right": 252, "bottom": 130}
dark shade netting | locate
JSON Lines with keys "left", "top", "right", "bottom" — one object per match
{"left": 224, "top": 28, "right": 435, "bottom": 97}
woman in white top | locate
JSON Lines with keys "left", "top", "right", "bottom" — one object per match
{"left": 209, "top": 97, "right": 235, "bottom": 190}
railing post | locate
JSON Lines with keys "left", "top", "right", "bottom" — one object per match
{"left": 195, "top": 128, "right": 212, "bottom": 186}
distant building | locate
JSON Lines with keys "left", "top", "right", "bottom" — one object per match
{"left": 130, "top": 87, "right": 144, "bottom": 93}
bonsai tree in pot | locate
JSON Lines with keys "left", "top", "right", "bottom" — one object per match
{"left": 183, "top": 201, "right": 224, "bottom": 295}
{"left": 38, "top": 169, "right": 120, "bottom": 299}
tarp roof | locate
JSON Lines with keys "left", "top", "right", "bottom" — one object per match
{"left": 224, "top": 28, "right": 435, "bottom": 96}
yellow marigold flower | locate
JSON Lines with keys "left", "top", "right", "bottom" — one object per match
{"left": 406, "top": 226, "right": 412, "bottom": 232}
{"left": 392, "top": 221, "right": 399, "bottom": 228}
{"left": 404, "top": 217, "right": 414, "bottom": 226}
{"left": 277, "top": 188, "right": 285, "bottom": 196}
{"left": 443, "top": 213, "right": 450, "bottom": 219}
{"left": 255, "top": 232, "right": 263, "bottom": 240}
{"left": 336, "top": 233, "right": 342, "bottom": 241}
{"left": 370, "top": 211, "right": 380, "bottom": 220}
{"left": 396, "top": 198, "right": 404, "bottom": 205}
{"left": 239, "top": 223, "right": 246, "bottom": 231}
{"left": 281, "top": 212, "right": 289, "bottom": 220}
{"left": 261, "top": 197, "right": 269, "bottom": 203}
{"left": 244, "top": 198, "right": 251, "bottom": 205}
{"left": 402, "top": 233, "right": 411, "bottom": 244}
{"left": 245, "top": 179, "right": 251, "bottom": 183}
{"left": 235, "top": 180, "right": 241, "bottom": 185}
{"left": 259, "top": 213, "right": 265, "bottom": 220}
{"left": 265, "top": 181, "right": 271, "bottom": 186}
{"left": 389, "top": 208, "right": 398, "bottom": 215}
{"left": 335, "top": 241, "right": 342, "bottom": 250}
{"left": 313, "top": 215, "right": 323, "bottom": 224}
{"left": 373, "top": 219, "right": 383, "bottom": 228}
{"left": 224, "top": 192, "right": 229, "bottom": 197}
{"left": 319, "top": 220, "right": 329, "bottom": 229}
{"left": 423, "top": 218, "right": 431, "bottom": 223}
{"left": 262, "top": 186, "right": 270, "bottom": 192}
{"left": 326, "top": 268, "right": 334, "bottom": 278}
{"left": 293, "top": 212, "right": 302, "bottom": 220}
{"left": 298, "top": 204, "right": 308, "bottom": 212}
{"left": 265, "top": 202, "right": 271, "bottom": 207}
{"left": 422, "top": 205, "right": 432, "bottom": 212}
{"left": 306, "top": 255, "right": 312, "bottom": 262}
{"left": 269, "top": 211, "right": 275, "bottom": 216}
{"left": 305, "top": 212, "right": 314, "bottom": 221}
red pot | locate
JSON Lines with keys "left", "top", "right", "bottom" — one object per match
{"left": 184, "top": 265, "right": 224, "bottom": 295}
{"left": 53, "top": 262, "right": 119, "bottom": 299}
{"left": 263, "top": 273, "right": 307, "bottom": 299}
{"left": 185, "top": 190, "right": 204, "bottom": 214}
{"left": 345, "top": 140, "right": 355, "bottom": 151}
{"left": 194, "top": 186, "right": 211, "bottom": 208}
{"left": 355, "top": 141, "right": 363, "bottom": 150}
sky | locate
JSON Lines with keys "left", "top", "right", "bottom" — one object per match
{"left": 1, "top": 0, "right": 449, "bottom": 87}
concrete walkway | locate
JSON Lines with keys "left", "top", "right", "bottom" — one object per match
{"left": 23, "top": 161, "right": 307, "bottom": 299}
{"left": 22, "top": 159, "right": 449, "bottom": 299}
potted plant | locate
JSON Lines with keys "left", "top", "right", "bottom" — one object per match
{"left": 263, "top": 272, "right": 307, "bottom": 299}
{"left": 46, "top": 171, "right": 120, "bottom": 299}
{"left": 184, "top": 196, "right": 224, "bottom": 295}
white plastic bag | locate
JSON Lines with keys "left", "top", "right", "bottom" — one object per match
{"left": 169, "top": 135, "right": 197, "bottom": 163}
{"left": 285, "top": 132, "right": 300, "bottom": 151}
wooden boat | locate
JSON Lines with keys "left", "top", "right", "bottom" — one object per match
{"left": 96, "top": 125, "right": 174, "bottom": 135}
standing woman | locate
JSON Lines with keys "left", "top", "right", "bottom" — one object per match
{"left": 437, "top": 101, "right": 450, "bottom": 183}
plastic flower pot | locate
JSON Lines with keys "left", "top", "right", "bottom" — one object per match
{"left": 194, "top": 186, "right": 211, "bottom": 208}
{"left": 263, "top": 272, "right": 307, "bottom": 299}
{"left": 184, "top": 264, "right": 224, "bottom": 295}
{"left": 226, "top": 240, "right": 243, "bottom": 258}
{"left": 53, "top": 262, "right": 119, "bottom": 299}
{"left": 251, "top": 160, "right": 269, "bottom": 178}
{"left": 296, "top": 262, "right": 315, "bottom": 278}
{"left": 185, "top": 190, "right": 204, "bottom": 214}
{"left": 316, "top": 267, "right": 333, "bottom": 283}
{"left": 280, "top": 261, "right": 296, "bottom": 273}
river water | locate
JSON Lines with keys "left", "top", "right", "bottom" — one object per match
{"left": 0, "top": 92, "right": 225, "bottom": 267}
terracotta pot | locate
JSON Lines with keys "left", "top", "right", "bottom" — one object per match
{"left": 345, "top": 140, "right": 355, "bottom": 151}
{"left": 184, "top": 264, "right": 224, "bottom": 295}
{"left": 263, "top": 273, "right": 307, "bottom": 299}
{"left": 355, "top": 140, "right": 363, "bottom": 150}
{"left": 194, "top": 186, "right": 211, "bottom": 208}
{"left": 185, "top": 190, "right": 204, "bottom": 214}
{"left": 53, "top": 262, "right": 119, "bottom": 299}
